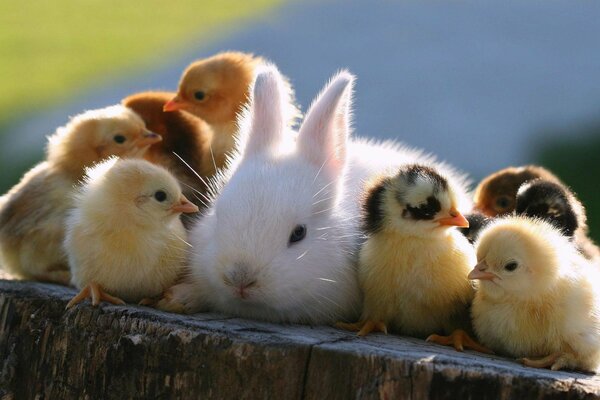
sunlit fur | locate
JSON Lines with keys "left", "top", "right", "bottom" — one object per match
{"left": 472, "top": 216, "right": 600, "bottom": 372}
{"left": 65, "top": 158, "right": 189, "bottom": 302}
{"left": 0, "top": 105, "right": 156, "bottom": 284}
{"left": 162, "top": 64, "right": 472, "bottom": 325}
{"left": 358, "top": 168, "right": 475, "bottom": 336}
{"left": 172, "top": 52, "right": 300, "bottom": 169}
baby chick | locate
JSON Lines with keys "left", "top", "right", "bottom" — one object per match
{"left": 470, "top": 216, "right": 600, "bottom": 372}
{"left": 0, "top": 105, "right": 161, "bottom": 285}
{"left": 65, "top": 158, "right": 198, "bottom": 308}
{"left": 515, "top": 179, "right": 600, "bottom": 260}
{"left": 123, "top": 91, "right": 214, "bottom": 211}
{"left": 474, "top": 165, "right": 561, "bottom": 217}
{"left": 338, "top": 164, "right": 489, "bottom": 352}
{"left": 163, "top": 51, "right": 299, "bottom": 168}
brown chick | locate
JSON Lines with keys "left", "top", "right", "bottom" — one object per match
{"left": 163, "top": 51, "right": 299, "bottom": 168}
{"left": 474, "top": 165, "right": 561, "bottom": 217}
{"left": 0, "top": 105, "right": 161, "bottom": 285}
{"left": 123, "top": 91, "right": 214, "bottom": 213}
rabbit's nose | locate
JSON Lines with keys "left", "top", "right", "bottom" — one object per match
{"left": 224, "top": 263, "right": 255, "bottom": 286}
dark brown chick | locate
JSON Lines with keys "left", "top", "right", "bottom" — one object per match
{"left": 474, "top": 165, "right": 562, "bottom": 217}
{"left": 123, "top": 91, "right": 214, "bottom": 211}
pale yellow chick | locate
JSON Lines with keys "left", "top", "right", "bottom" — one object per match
{"left": 65, "top": 158, "right": 198, "bottom": 308}
{"left": 338, "top": 164, "right": 488, "bottom": 352}
{"left": 0, "top": 105, "right": 161, "bottom": 284}
{"left": 470, "top": 216, "right": 600, "bottom": 372}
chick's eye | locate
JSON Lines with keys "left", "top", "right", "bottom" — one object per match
{"left": 504, "top": 261, "right": 518, "bottom": 272}
{"left": 113, "top": 134, "right": 126, "bottom": 144}
{"left": 495, "top": 196, "right": 511, "bottom": 211}
{"left": 194, "top": 91, "right": 206, "bottom": 101}
{"left": 289, "top": 224, "right": 307, "bottom": 244}
{"left": 154, "top": 190, "right": 167, "bottom": 202}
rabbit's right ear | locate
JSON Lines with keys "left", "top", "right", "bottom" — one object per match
{"left": 241, "top": 64, "right": 288, "bottom": 158}
{"left": 297, "top": 71, "right": 354, "bottom": 177}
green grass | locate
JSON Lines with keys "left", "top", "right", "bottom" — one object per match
{"left": 0, "top": 0, "right": 282, "bottom": 126}
{"left": 535, "top": 125, "right": 600, "bottom": 244}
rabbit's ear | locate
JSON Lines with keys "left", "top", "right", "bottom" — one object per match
{"left": 242, "top": 64, "right": 288, "bottom": 158}
{"left": 298, "top": 70, "right": 354, "bottom": 175}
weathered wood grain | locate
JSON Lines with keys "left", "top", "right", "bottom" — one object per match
{"left": 0, "top": 280, "right": 599, "bottom": 399}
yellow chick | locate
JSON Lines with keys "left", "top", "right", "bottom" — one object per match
{"left": 163, "top": 51, "right": 299, "bottom": 168}
{"left": 65, "top": 158, "right": 198, "bottom": 308}
{"left": 338, "top": 164, "right": 488, "bottom": 352}
{"left": 0, "top": 105, "right": 161, "bottom": 284}
{"left": 470, "top": 216, "right": 600, "bottom": 372}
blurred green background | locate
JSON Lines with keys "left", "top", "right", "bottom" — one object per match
{"left": 1, "top": 0, "right": 599, "bottom": 244}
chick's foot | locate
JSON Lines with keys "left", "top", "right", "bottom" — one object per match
{"left": 519, "top": 352, "right": 574, "bottom": 370}
{"left": 426, "top": 329, "right": 494, "bottom": 354}
{"left": 66, "top": 282, "right": 125, "bottom": 309}
{"left": 335, "top": 320, "right": 388, "bottom": 336}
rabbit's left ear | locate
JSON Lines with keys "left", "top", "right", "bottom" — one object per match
{"left": 298, "top": 70, "right": 354, "bottom": 176}
{"left": 242, "top": 64, "right": 288, "bottom": 158}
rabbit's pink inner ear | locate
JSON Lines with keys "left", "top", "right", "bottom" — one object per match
{"left": 243, "top": 65, "right": 287, "bottom": 158}
{"left": 298, "top": 71, "right": 354, "bottom": 175}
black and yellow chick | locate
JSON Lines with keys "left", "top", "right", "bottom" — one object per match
{"left": 516, "top": 179, "right": 600, "bottom": 260}
{"left": 337, "top": 164, "right": 490, "bottom": 353}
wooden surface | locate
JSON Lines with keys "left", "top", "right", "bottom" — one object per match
{"left": 0, "top": 279, "right": 599, "bottom": 399}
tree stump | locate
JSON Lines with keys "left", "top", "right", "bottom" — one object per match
{"left": 0, "top": 279, "right": 599, "bottom": 399}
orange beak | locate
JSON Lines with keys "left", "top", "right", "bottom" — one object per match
{"left": 136, "top": 130, "right": 162, "bottom": 147}
{"left": 468, "top": 261, "right": 498, "bottom": 281}
{"left": 436, "top": 208, "right": 469, "bottom": 228}
{"left": 170, "top": 195, "right": 199, "bottom": 214}
{"left": 163, "top": 96, "right": 185, "bottom": 112}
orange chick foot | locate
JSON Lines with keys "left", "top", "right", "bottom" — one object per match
{"left": 66, "top": 282, "right": 125, "bottom": 309}
{"left": 426, "top": 329, "right": 494, "bottom": 354}
{"left": 335, "top": 320, "right": 387, "bottom": 337}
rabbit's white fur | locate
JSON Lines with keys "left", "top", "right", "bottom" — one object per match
{"left": 163, "top": 65, "right": 472, "bottom": 324}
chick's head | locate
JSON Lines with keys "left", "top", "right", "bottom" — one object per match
{"left": 365, "top": 164, "right": 469, "bottom": 238}
{"left": 164, "top": 52, "right": 261, "bottom": 125}
{"left": 515, "top": 179, "right": 583, "bottom": 237}
{"left": 470, "top": 217, "right": 570, "bottom": 299}
{"left": 48, "top": 105, "right": 162, "bottom": 177}
{"left": 474, "top": 165, "right": 560, "bottom": 217}
{"left": 83, "top": 158, "right": 198, "bottom": 226}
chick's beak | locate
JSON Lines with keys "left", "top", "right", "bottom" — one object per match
{"left": 468, "top": 261, "right": 497, "bottom": 281}
{"left": 436, "top": 208, "right": 469, "bottom": 228}
{"left": 171, "top": 195, "right": 199, "bottom": 214}
{"left": 163, "top": 96, "right": 185, "bottom": 112}
{"left": 136, "top": 130, "right": 162, "bottom": 146}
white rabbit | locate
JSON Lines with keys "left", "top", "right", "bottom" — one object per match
{"left": 158, "top": 65, "right": 472, "bottom": 324}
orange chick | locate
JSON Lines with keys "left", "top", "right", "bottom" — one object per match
{"left": 0, "top": 105, "right": 161, "bottom": 284}
{"left": 163, "top": 51, "right": 299, "bottom": 168}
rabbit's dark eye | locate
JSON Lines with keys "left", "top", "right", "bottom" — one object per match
{"left": 154, "top": 190, "right": 167, "bottom": 202}
{"left": 194, "top": 91, "right": 206, "bottom": 101}
{"left": 289, "top": 224, "right": 307, "bottom": 244}
{"left": 504, "top": 261, "right": 518, "bottom": 272}
{"left": 113, "top": 134, "right": 126, "bottom": 144}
